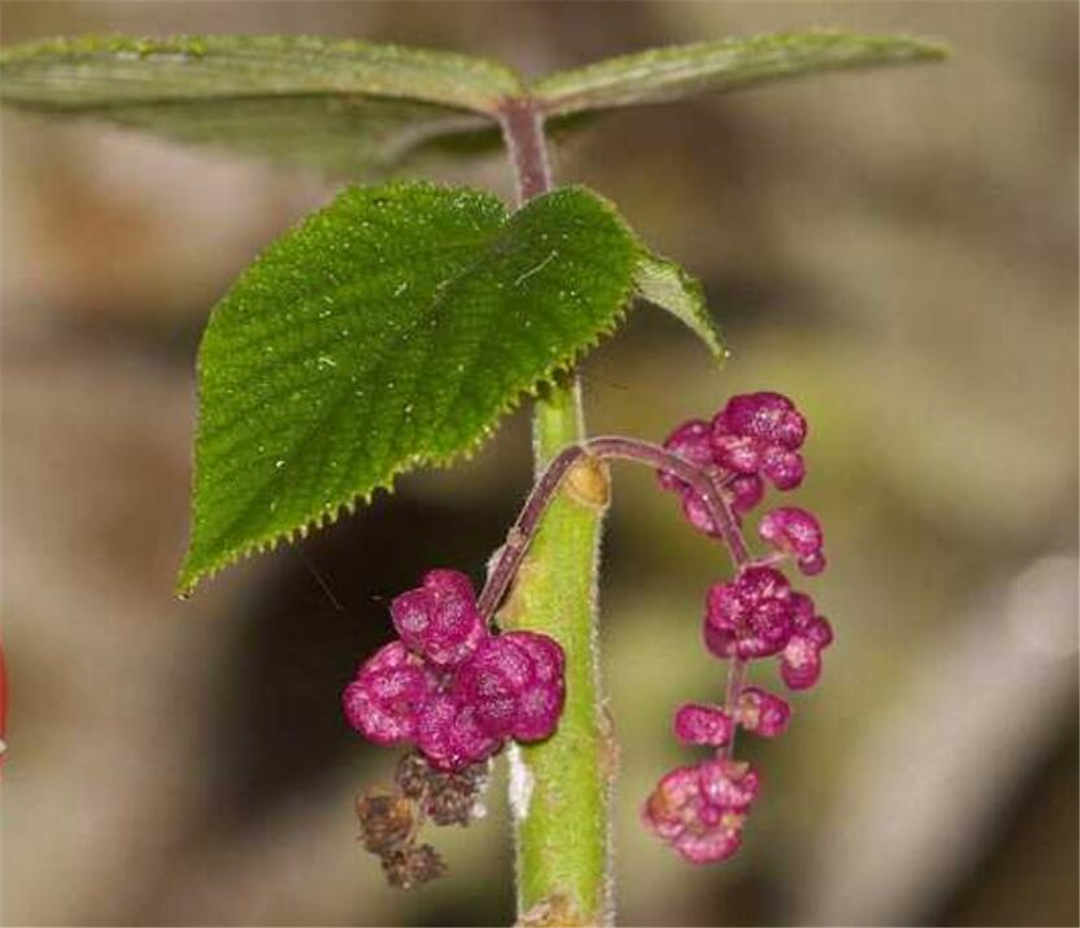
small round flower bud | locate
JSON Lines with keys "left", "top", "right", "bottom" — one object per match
{"left": 452, "top": 632, "right": 566, "bottom": 743}
{"left": 780, "top": 639, "right": 822, "bottom": 690}
{"left": 673, "top": 811, "right": 747, "bottom": 864}
{"left": 657, "top": 419, "right": 715, "bottom": 491}
{"left": 712, "top": 393, "right": 808, "bottom": 490}
{"left": 342, "top": 641, "right": 434, "bottom": 745}
{"left": 698, "top": 758, "right": 761, "bottom": 811}
{"left": 711, "top": 433, "right": 762, "bottom": 474}
{"left": 503, "top": 632, "right": 566, "bottom": 742}
{"left": 658, "top": 419, "right": 722, "bottom": 535}
{"left": 727, "top": 473, "right": 764, "bottom": 515}
{"left": 415, "top": 694, "right": 500, "bottom": 772}
{"left": 642, "top": 759, "right": 760, "bottom": 864}
{"left": 779, "top": 617, "right": 832, "bottom": 690}
{"left": 391, "top": 569, "right": 488, "bottom": 667}
{"left": 681, "top": 491, "right": 720, "bottom": 536}
{"left": 759, "top": 507, "right": 825, "bottom": 575}
{"left": 704, "top": 566, "right": 795, "bottom": 660}
{"left": 760, "top": 447, "right": 806, "bottom": 491}
{"left": 736, "top": 686, "right": 792, "bottom": 738}
{"left": 806, "top": 614, "right": 834, "bottom": 649}
{"left": 673, "top": 703, "right": 735, "bottom": 747}
{"left": 798, "top": 551, "right": 826, "bottom": 576}
{"left": 718, "top": 392, "right": 806, "bottom": 450}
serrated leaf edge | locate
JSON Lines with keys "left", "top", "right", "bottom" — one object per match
{"left": 176, "top": 185, "right": 637, "bottom": 596}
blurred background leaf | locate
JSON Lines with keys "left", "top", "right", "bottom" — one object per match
{"left": 0, "top": 33, "right": 517, "bottom": 176}
{"left": 534, "top": 29, "right": 948, "bottom": 116}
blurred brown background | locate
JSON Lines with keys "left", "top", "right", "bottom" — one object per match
{"left": 2, "top": 2, "right": 1077, "bottom": 926}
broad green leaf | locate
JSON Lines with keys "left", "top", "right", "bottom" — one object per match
{"left": 179, "top": 182, "right": 642, "bottom": 594}
{"left": 0, "top": 34, "right": 518, "bottom": 174}
{"left": 633, "top": 253, "right": 725, "bottom": 363}
{"left": 533, "top": 30, "right": 949, "bottom": 117}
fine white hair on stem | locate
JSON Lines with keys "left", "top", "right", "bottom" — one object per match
{"left": 507, "top": 743, "right": 535, "bottom": 824}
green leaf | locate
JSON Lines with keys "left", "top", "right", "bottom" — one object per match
{"left": 633, "top": 252, "right": 725, "bottom": 363}
{"left": 0, "top": 34, "right": 519, "bottom": 174}
{"left": 533, "top": 30, "right": 950, "bottom": 117}
{"left": 179, "top": 182, "right": 642, "bottom": 594}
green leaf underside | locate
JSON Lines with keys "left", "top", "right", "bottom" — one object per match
{"left": 179, "top": 182, "right": 641, "bottom": 593}
{"left": 534, "top": 30, "right": 950, "bottom": 117}
{"left": 0, "top": 34, "right": 517, "bottom": 173}
{"left": 633, "top": 253, "right": 725, "bottom": 363}
{"left": 82, "top": 95, "right": 494, "bottom": 176}
{"left": 0, "top": 31, "right": 947, "bottom": 174}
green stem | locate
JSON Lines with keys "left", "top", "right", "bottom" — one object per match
{"left": 497, "top": 98, "right": 612, "bottom": 926}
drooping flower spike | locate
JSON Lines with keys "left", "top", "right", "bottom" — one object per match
{"left": 646, "top": 392, "right": 831, "bottom": 865}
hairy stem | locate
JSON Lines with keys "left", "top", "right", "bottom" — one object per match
{"left": 497, "top": 98, "right": 611, "bottom": 926}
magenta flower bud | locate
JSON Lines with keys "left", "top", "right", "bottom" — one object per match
{"left": 779, "top": 593, "right": 833, "bottom": 689}
{"left": 391, "top": 569, "right": 488, "bottom": 667}
{"left": 711, "top": 433, "right": 762, "bottom": 474}
{"left": 415, "top": 693, "right": 501, "bottom": 771}
{"left": 508, "top": 630, "right": 565, "bottom": 685}
{"left": 681, "top": 491, "right": 719, "bottom": 536}
{"left": 736, "top": 686, "right": 792, "bottom": 738}
{"left": 452, "top": 632, "right": 566, "bottom": 743}
{"left": 698, "top": 758, "right": 761, "bottom": 811}
{"left": 673, "top": 703, "right": 735, "bottom": 747}
{"left": 342, "top": 642, "right": 435, "bottom": 746}
{"left": 726, "top": 473, "right": 764, "bottom": 515}
{"left": 779, "top": 638, "right": 822, "bottom": 690}
{"left": 719, "top": 392, "right": 806, "bottom": 450}
{"left": 643, "top": 765, "right": 700, "bottom": 841}
{"left": 657, "top": 419, "right": 715, "bottom": 491}
{"left": 704, "top": 566, "right": 795, "bottom": 660}
{"left": 759, "top": 506, "right": 825, "bottom": 575}
{"left": 760, "top": 446, "right": 806, "bottom": 490}
{"left": 779, "top": 613, "right": 833, "bottom": 690}
{"left": 643, "top": 759, "right": 759, "bottom": 864}
{"left": 506, "top": 632, "right": 566, "bottom": 741}
{"left": 806, "top": 615, "right": 834, "bottom": 649}
{"left": 658, "top": 419, "right": 723, "bottom": 536}
{"left": 789, "top": 591, "right": 817, "bottom": 629}
{"left": 712, "top": 393, "right": 808, "bottom": 490}
{"left": 799, "top": 551, "right": 827, "bottom": 576}
{"left": 672, "top": 814, "right": 747, "bottom": 864}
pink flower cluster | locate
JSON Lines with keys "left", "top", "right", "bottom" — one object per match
{"left": 706, "top": 567, "right": 833, "bottom": 689}
{"left": 644, "top": 759, "right": 761, "bottom": 864}
{"left": 645, "top": 392, "right": 832, "bottom": 864}
{"left": 343, "top": 570, "right": 565, "bottom": 771}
